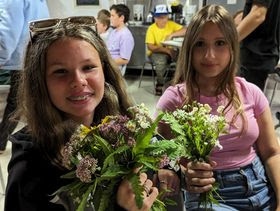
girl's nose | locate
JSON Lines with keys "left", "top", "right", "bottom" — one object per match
{"left": 204, "top": 46, "right": 215, "bottom": 59}
{"left": 70, "top": 70, "right": 87, "bottom": 89}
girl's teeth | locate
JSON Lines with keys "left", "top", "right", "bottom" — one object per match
{"left": 71, "top": 95, "right": 87, "bottom": 101}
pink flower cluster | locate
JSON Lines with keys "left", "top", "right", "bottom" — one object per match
{"left": 76, "top": 155, "right": 98, "bottom": 183}
{"left": 98, "top": 115, "right": 130, "bottom": 148}
{"left": 98, "top": 104, "right": 152, "bottom": 149}
{"left": 62, "top": 125, "right": 90, "bottom": 169}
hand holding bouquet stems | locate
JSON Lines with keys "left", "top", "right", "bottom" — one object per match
{"left": 184, "top": 160, "right": 217, "bottom": 195}
{"left": 162, "top": 102, "right": 227, "bottom": 209}
{"left": 117, "top": 170, "right": 159, "bottom": 211}
{"left": 55, "top": 104, "right": 183, "bottom": 211}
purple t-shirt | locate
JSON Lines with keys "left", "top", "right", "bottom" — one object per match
{"left": 106, "top": 26, "right": 134, "bottom": 61}
{"left": 156, "top": 77, "right": 269, "bottom": 170}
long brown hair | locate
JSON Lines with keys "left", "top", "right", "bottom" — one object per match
{"left": 16, "top": 24, "right": 133, "bottom": 166}
{"left": 173, "top": 4, "right": 246, "bottom": 132}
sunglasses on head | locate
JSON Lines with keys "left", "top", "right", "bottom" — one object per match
{"left": 29, "top": 16, "right": 97, "bottom": 41}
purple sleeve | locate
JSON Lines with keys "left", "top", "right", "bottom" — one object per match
{"left": 119, "top": 28, "right": 134, "bottom": 60}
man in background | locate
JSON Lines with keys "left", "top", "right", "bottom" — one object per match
{"left": 0, "top": 0, "right": 49, "bottom": 153}
{"left": 238, "top": 0, "right": 280, "bottom": 91}
{"left": 106, "top": 4, "right": 134, "bottom": 76}
{"left": 146, "top": 4, "right": 186, "bottom": 96}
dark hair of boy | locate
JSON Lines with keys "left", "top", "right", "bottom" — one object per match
{"left": 110, "top": 4, "right": 130, "bottom": 23}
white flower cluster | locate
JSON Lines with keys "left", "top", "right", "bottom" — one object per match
{"left": 127, "top": 103, "right": 153, "bottom": 131}
{"left": 169, "top": 102, "right": 227, "bottom": 160}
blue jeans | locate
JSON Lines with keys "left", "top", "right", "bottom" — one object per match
{"left": 184, "top": 155, "right": 276, "bottom": 210}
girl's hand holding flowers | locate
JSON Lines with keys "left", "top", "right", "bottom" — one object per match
{"left": 162, "top": 102, "right": 227, "bottom": 208}
{"left": 56, "top": 104, "right": 183, "bottom": 211}
{"left": 184, "top": 161, "right": 217, "bottom": 193}
{"left": 117, "top": 172, "right": 159, "bottom": 211}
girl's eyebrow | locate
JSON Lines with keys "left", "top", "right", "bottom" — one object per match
{"left": 47, "top": 58, "right": 94, "bottom": 66}
{"left": 197, "top": 36, "right": 225, "bottom": 40}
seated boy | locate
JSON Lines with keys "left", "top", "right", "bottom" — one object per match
{"left": 96, "top": 9, "right": 112, "bottom": 42}
{"left": 106, "top": 4, "right": 135, "bottom": 76}
{"left": 146, "top": 4, "right": 186, "bottom": 95}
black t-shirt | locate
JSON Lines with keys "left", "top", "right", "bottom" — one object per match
{"left": 240, "top": 0, "right": 280, "bottom": 63}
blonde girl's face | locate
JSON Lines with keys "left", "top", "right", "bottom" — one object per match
{"left": 46, "top": 38, "right": 105, "bottom": 126}
{"left": 192, "top": 22, "right": 231, "bottom": 82}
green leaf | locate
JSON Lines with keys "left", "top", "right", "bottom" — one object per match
{"left": 128, "top": 173, "right": 144, "bottom": 209}
{"left": 145, "top": 139, "right": 184, "bottom": 158}
{"left": 138, "top": 159, "right": 159, "bottom": 171}
{"left": 77, "top": 181, "right": 97, "bottom": 211}
{"left": 70, "top": 156, "right": 80, "bottom": 166}
{"left": 164, "top": 198, "right": 177, "bottom": 206}
{"left": 90, "top": 186, "right": 103, "bottom": 211}
{"left": 98, "top": 180, "right": 118, "bottom": 211}
{"left": 133, "top": 113, "right": 164, "bottom": 155}
{"left": 150, "top": 198, "right": 166, "bottom": 211}
{"left": 162, "top": 113, "right": 185, "bottom": 136}
{"left": 93, "top": 134, "right": 113, "bottom": 156}
{"left": 51, "top": 180, "right": 81, "bottom": 195}
{"left": 60, "top": 170, "right": 76, "bottom": 179}
{"left": 102, "top": 145, "right": 130, "bottom": 173}
{"left": 100, "top": 165, "right": 129, "bottom": 179}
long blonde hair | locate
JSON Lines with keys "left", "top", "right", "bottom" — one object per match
{"left": 173, "top": 4, "right": 246, "bottom": 132}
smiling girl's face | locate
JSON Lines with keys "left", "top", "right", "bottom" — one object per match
{"left": 46, "top": 38, "right": 105, "bottom": 126}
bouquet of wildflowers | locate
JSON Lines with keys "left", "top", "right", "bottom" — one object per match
{"left": 162, "top": 102, "right": 227, "bottom": 209}
{"left": 56, "top": 104, "right": 183, "bottom": 211}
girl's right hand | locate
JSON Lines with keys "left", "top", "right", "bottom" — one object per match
{"left": 184, "top": 160, "right": 217, "bottom": 193}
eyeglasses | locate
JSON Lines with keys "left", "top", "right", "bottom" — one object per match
{"left": 29, "top": 16, "right": 96, "bottom": 40}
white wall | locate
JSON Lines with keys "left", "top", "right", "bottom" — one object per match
{"left": 46, "top": 0, "right": 111, "bottom": 18}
